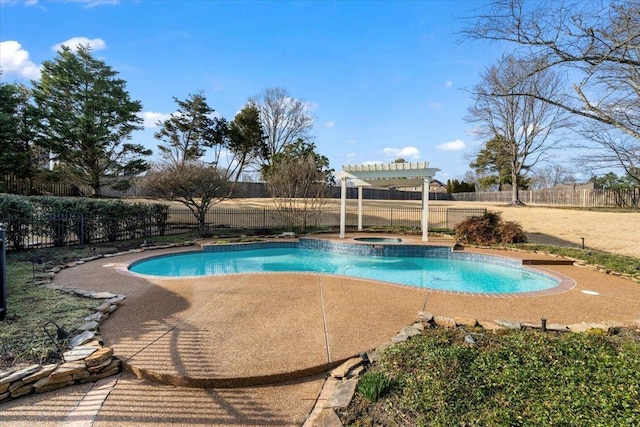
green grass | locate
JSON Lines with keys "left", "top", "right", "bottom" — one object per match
{"left": 0, "top": 232, "right": 198, "bottom": 369}
{"left": 506, "top": 243, "right": 640, "bottom": 278}
{"left": 344, "top": 328, "right": 640, "bottom": 426}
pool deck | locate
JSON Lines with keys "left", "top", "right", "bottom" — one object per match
{"left": 3, "top": 234, "right": 639, "bottom": 426}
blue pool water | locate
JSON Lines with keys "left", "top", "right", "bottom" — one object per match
{"left": 128, "top": 247, "right": 558, "bottom": 294}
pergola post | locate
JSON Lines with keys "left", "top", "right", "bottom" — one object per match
{"left": 339, "top": 176, "right": 347, "bottom": 238}
{"left": 357, "top": 186, "right": 363, "bottom": 231}
{"left": 339, "top": 163, "right": 440, "bottom": 241}
{"left": 422, "top": 177, "right": 430, "bottom": 241}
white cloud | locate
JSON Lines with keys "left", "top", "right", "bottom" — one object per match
{"left": 444, "top": 80, "right": 453, "bottom": 88}
{"left": 436, "top": 139, "right": 466, "bottom": 151}
{"left": 428, "top": 102, "right": 443, "bottom": 110}
{"left": 53, "top": 37, "right": 107, "bottom": 52}
{"left": 363, "top": 160, "right": 383, "bottom": 165}
{"left": 345, "top": 152, "right": 356, "bottom": 159}
{"left": 139, "top": 110, "right": 219, "bottom": 128}
{"left": 0, "top": 41, "right": 41, "bottom": 79}
{"left": 65, "top": 0, "right": 120, "bottom": 8}
{"left": 139, "top": 111, "right": 172, "bottom": 128}
{"left": 383, "top": 146, "right": 420, "bottom": 159}
{"left": 325, "top": 121, "right": 335, "bottom": 128}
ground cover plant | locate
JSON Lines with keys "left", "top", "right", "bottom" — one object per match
{"left": 341, "top": 328, "right": 640, "bottom": 426}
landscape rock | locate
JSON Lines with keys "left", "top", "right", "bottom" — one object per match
{"left": 331, "top": 357, "right": 365, "bottom": 379}
{"left": 78, "top": 320, "right": 100, "bottom": 331}
{"left": 327, "top": 378, "right": 359, "bottom": 408}
{"left": 69, "top": 331, "right": 96, "bottom": 348}
{"left": 64, "top": 346, "right": 98, "bottom": 362}
{"left": 495, "top": 320, "right": 522, "bottom": 330}
{"left": 455, "top": 317, "right": 478, "bottom": 327}
{"left": 312, "top": 408, "right": 342, "bottom": 427}
{"left": 434, "top": 316, "right": 456, "bottom": 328}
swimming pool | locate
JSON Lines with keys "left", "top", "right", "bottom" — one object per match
{"left": 128, "top": 240, "right": 561, "bottom": 294}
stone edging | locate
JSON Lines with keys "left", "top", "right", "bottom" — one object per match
{"left": 0, "top": 241, "right": 195, "bottom": 404}
{"left": 303, "top": 311, "right": 639, "bottom": 427}
{"left": 469, "top": 245, "right": 640, "bottom": 283}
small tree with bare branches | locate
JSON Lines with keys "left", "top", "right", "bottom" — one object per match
{"left": 142, "top": 162, "right": 231, "bottom": 236}
{"left": 263, "top": 139, "right": 334, "bottom": 231}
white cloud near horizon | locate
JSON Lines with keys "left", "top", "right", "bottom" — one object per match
{"left": 139, "top": 111, "right": 172, "bottom": 128}
{"left": 0, "top": 41, "right": 41, "bottom": 79}
{"left": 444, "top": 80, "right": 453, "bottom": 88}
{"left": 436, "top": 139, "right": 466, "bottom": 151}
{"left": 325, "top": 120, "right": 335, "bottom": 128}
{"left": 140, "top": 110, "right": 220, "bottom": 128}
{"left": 53, "top": 37, "right": 106, "bottom": 52}
{"left": 383, "top": 146, "right": 420, "bottom": 159}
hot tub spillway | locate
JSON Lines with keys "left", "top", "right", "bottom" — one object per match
{"left": 354, "top": 237, "right": 402, "bottom": 243}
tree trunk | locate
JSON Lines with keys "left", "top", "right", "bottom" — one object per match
{"left": 510, "top": 169, "right": 524, "bottom": 205}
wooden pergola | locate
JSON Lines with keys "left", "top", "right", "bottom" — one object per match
{"left": 336, "top": 162, "right": 441, "bottom": 241}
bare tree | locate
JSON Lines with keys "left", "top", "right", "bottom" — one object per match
{"left": 250, "top": 87, "right": 314, "bottom": 167}
{"left": 530, "top": 164, "right": 575, "bottom": 189}
{"left": 141, "top": 162, "right": 231, "bottom": 236}
{"left": 263, "top": 139, "right": 333, "bottom": 232}
{"left": 466, "top": 54, "right": 568, "bottom": 204}
{"left": 462, "top": 0, "right": 640, "bottom": 183}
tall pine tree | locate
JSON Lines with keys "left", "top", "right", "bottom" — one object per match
{"left": 32, "top": 45, "right": 149, "bottom": 196}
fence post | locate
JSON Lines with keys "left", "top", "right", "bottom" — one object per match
{"left": 1, "top": 224, "right": 7, "bottom": 321}
{"left": 80, "top": 214, "right": 85, "bottom": 246}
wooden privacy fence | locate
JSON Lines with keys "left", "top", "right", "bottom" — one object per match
{"left": 452, "top": 188, "right": 640, "bottom": 208}
{"left": 2, "top": 207, "right": 485, "bottom": 251}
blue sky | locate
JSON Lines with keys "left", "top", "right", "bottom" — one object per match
{"left": 0, "top": 0, "right": 504, "bottom": 181}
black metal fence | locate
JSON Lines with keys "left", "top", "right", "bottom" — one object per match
{"left": 2, "top": 207, "right": 485, "bottom": 251}
{"left": 1, "top": 224, "right": 7, "bottom": 320}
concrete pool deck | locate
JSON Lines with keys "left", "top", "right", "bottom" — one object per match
{"left": 2, "top": 234, "right": 639, "bottom": 426}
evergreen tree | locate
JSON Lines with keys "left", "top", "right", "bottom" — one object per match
{"left": 155, "top": 91, "right": 220, "bottom": 166}
{"left": 0, "top": 82, "right": 39, "bottom": 191}
{"left": 32, "top": 45, "right": 149, "bottom": 196}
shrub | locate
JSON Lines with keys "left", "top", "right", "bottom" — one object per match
{"left": 357, "top": 370, "right": 395, "bottom": 403}
{"left": 0, "top": 194, "right": 35, "bottom": 250}
{"left": 454, "top": 211, "right": 526, "bottom": 245}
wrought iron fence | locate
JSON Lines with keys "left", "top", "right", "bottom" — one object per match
{"left": 1, "top": 207, "right": 485, "bottom": 251}
{"left": 1, "top": 224, "right": 7, "bottom": 320}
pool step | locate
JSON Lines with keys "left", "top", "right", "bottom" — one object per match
{"left": 522, "top": 259, "right": 574, "bottom": 266}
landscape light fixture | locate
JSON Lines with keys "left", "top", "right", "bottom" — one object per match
{"left": 43, "top": 321, "right": 71, "bottom": 361}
